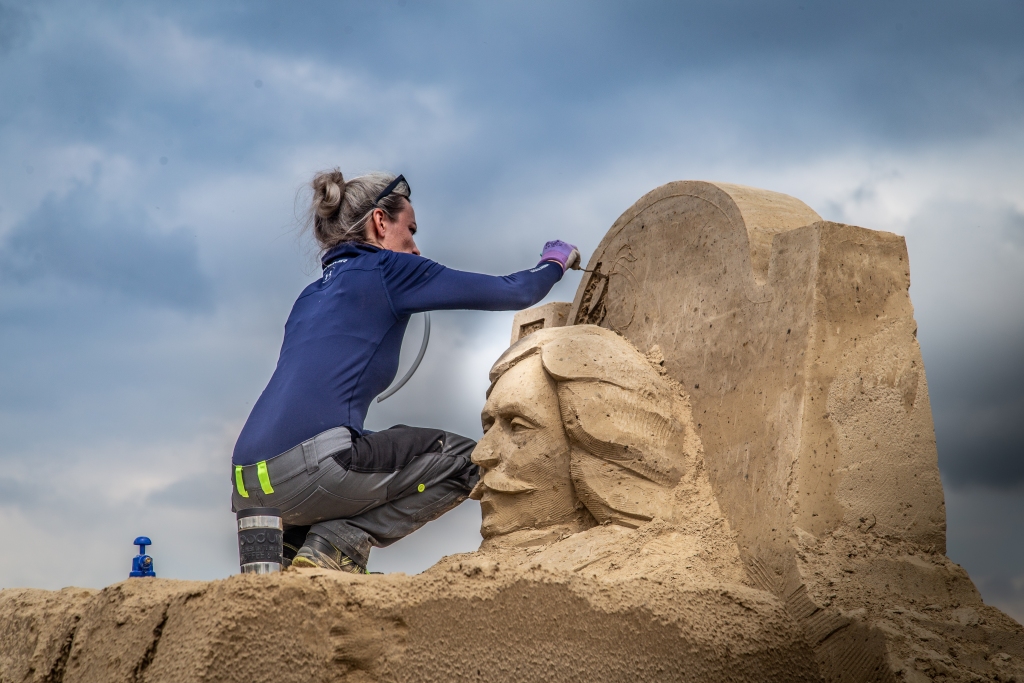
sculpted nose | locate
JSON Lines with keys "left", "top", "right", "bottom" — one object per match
{"left": 471, "top": 438, "right": 500, "bottom": 469}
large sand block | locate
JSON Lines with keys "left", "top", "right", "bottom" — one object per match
{"left": 562, "top": 180, "right": 1022, "bottom": 681}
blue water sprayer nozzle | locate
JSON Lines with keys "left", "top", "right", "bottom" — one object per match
{"left": 129, "top": 536, "right": 156, "bottom": 578}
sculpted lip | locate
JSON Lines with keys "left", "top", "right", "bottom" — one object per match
{"left": 479, "top": 471, "right": 537, "bottom": 495}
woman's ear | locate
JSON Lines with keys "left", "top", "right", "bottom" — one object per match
{"left": 369, "top": 208, "right": 386, "bottom": 242}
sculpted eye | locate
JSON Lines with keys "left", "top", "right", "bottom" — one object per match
{"left": 510, "top": 417, "right": 534, "bottom": 433}
{"left": 481, "top": 416, "right": 495, "bottom": 434}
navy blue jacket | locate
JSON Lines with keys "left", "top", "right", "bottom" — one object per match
{"left": 232, "top": 242, "right": 563, "bottom": 465}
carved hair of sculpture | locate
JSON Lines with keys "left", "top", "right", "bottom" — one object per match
{"left": 471, "top": 324, "right": 702, "bottom": 538}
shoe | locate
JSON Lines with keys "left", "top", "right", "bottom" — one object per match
{"left": 282, "top": 541, "right": 301, "bottom": 569}
{"left": 282, "top": 525, "right": 311, "bottom": 569}
{"left": 291, "top": 534, "right": 365, "bottom": 574}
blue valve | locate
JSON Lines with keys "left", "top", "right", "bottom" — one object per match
{"left": 129, "top": 536, "right": 156, "bottom": 578}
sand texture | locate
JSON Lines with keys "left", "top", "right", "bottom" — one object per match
{"left": 0, "top": 561, "right": 819, "bottom": 683}
{"left": 2, "top": 180, "right": 1022, "bottom": 682}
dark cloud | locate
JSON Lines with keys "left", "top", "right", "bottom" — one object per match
{"left": 2, "top": 0, "right": 1021, "bottom": 206}
{"left": 0, "top": 2, "right": 32, "bottom": 55}
{"left": 933, "top": 350, "right": 1024, "bottom": 489}
{"left": 0, "top": 184, "right": 212, "bottom": 311}
{"left": 926, "top": 312, "right": 1024, "bottom": 489}
{"left": 165, "top": 0, "right": 1024, "bottom": 149}
{"left": 946, "top": 487, "right": 1024, "bottom": 622}
{"left": 907, "top": 201, "right": 1024, "bottom": 489}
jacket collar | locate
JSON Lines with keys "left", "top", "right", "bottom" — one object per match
{"left": 321, "top": 241, "right": 380, "bottom": 269}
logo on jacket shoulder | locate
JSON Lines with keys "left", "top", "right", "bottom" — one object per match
{"left": 323, "top": 259, "right": 348, "bottom": 283}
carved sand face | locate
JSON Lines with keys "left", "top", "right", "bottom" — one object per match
{"left": 472, "top": 354, "right": 577, "bottom": 537}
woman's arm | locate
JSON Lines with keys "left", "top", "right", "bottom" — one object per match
{"left": 380, "top": 252, "right": 564, "bottom": 317}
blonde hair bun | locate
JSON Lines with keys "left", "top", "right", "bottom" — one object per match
{"left": 312, "top": 168, "right": 346, "bottom": 220}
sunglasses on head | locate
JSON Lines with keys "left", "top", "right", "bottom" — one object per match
{"left": 374, "top": 174, "right": 409, "bottom": 205}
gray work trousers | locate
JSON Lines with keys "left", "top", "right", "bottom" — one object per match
{"left": 232, "top": 425, "right": 478, "bottom": 568}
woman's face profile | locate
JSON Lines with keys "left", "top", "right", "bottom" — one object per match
{"left": 372, "top": 198, "right": 420, "bottom": 255}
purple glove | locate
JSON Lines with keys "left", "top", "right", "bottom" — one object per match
{"left": 539, "top": 240, "right": 581, "bottom": 273}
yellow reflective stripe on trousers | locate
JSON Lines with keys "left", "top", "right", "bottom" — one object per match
{"left": 256, "top": 460, "right": 274, "bottom": 494}
{"left": 235, "top": 465, "right": 249, "bottom": 498}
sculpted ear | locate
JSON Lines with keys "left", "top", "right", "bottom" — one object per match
{"left": 536, "top": 327, "right": 697, "bottom": 526}
{"left": 558, "top": 380, "right": 688, "bottom": 527}
{"left": 557, "top": 382, "right": 686, "bottom": 487}
{"left": 570, "top": 450, "right": 676, "bottom": 527}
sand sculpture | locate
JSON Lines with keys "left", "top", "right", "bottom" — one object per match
{"left": 469, "top": 324, "right": 753, "bottom": 583}
{"left": 473, "top": 325, "right": 703, "bottom": 535}
{"left": 2, "top": 181, "right": 1022, "bottom": 683}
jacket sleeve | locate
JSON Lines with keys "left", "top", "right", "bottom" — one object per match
{"left": 380, "top": 252, "right": 563, "bottom": 317}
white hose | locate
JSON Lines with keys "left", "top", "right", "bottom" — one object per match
{"left": 376, "top": 312, "right": 431, "bottom": 403}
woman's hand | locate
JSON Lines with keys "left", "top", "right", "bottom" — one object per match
{"left": 539, "top": 240, "right": 581, "bottom": 273}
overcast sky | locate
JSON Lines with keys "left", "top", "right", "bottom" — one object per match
{"left": 1, "top": 0, "right": 1022, "bottom": 620}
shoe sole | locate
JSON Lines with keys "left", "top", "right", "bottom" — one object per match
{"left": 292, "top": 552, "right": 364, "bottom": 574}
{"left": 289, "top": 556, "right": 324, "bottom": 569}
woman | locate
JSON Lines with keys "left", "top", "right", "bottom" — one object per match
{"left": 231, "top": 169, "right": 580, "bottom": 573}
